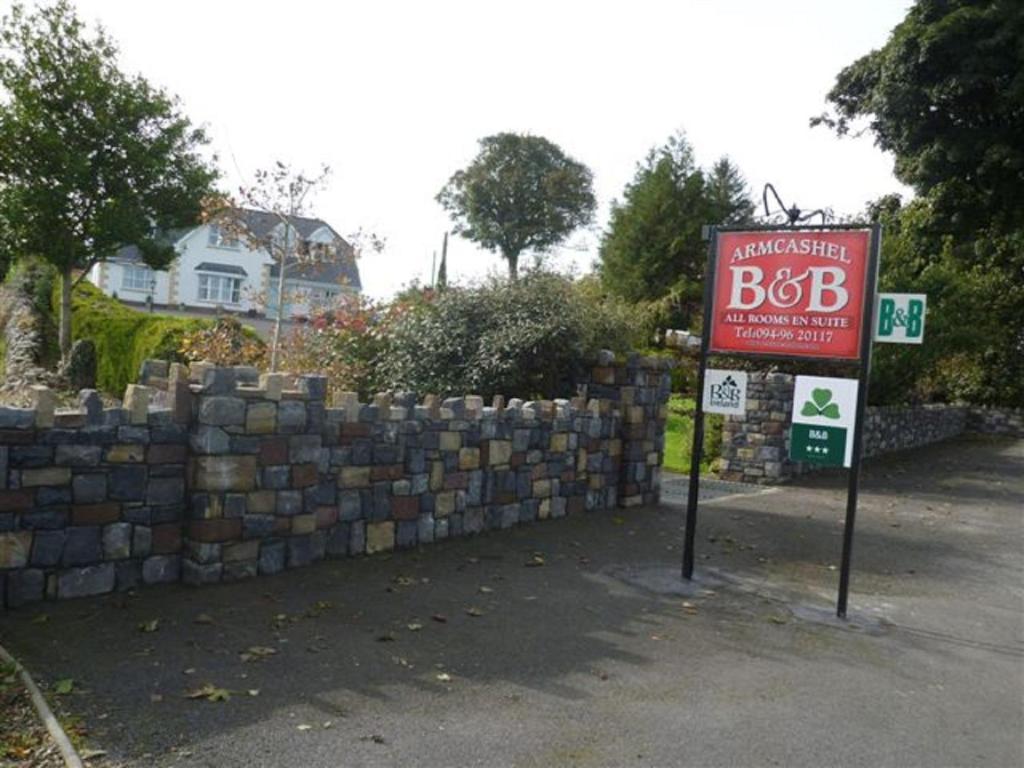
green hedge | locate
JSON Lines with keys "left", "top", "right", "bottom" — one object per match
{"left": 58, "top": 281, "right": 211, "bottom": 396}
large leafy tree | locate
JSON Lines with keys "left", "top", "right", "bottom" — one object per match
{"left": 598, "top": 133, "right": 754, "bottom": 325}
{"left": 816, "top": 0, "right": 1024, "bottom": 406}
{"left": 814, "top": 0, "right": 1024, "bottom": 247}
{"left": 0, "top": 1, "right": 217, "bottom": 359}
{"left": 437, "top": 133, "right": 596, "bottom": 279}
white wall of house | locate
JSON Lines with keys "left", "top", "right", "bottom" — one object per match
{"left": 90, "top": 261, "right": 171, "bottom": 305}
{"left": 87, "top": 222, "right": 356, "bottom": 318}
{"left": 173, "top": 225, "right": 269, "bottom": 313}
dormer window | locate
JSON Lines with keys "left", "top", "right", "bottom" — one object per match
{"left": 208, "top": 224, "right": 239, "bottom": 249}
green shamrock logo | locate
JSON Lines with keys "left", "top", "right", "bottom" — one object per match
{"left": 801, "top": 388, "right": 840, "bottom": 419}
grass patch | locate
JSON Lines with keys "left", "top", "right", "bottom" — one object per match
{"left": 663, "top": 395, "right": 722, "bottom": 475}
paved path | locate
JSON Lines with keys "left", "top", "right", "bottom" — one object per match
{"left": 1, "top": 436, "right": 1021, "bottom": 767}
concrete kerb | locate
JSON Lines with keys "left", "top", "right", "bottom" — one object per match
{"left": 0, "top": 640, "right": 84, "bottom": 768}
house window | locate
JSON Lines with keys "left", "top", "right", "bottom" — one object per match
{"left": 207, "top": 225, "right": 239, "bottom": 249}
{"left": 197, "top": 274, "right": 241, "bottom": 304}
{"left": 121, "top": 265, "right": 154, "bottom": 292}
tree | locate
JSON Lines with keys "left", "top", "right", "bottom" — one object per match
{"left": 437, "top": 133, "right": 596, "bottom": 279}
{"left": 815, "top": 0, "right": 1024, "bottom": 406}
{"left": 813, "top": 0, "right": 1024, "bottom": 252}
{"left": 597, "top": 133, "right": 754, "bottom": 325}
{"left": 0, "top": 1, "right": 217, "bottom": 360}
{"left": 211, "top": 163, "right": 334, "bottom": 372}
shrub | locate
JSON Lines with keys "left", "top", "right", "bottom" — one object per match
{"left": 378, "top": 270, "right": 645, "bottom": 399}
{"left": 62, "top": 281, "right": 212, "bottom": 396}
{"left": 277, "top": 296, "right": 395, "bottom": 402}
{"left": 179, "top": 317, "right": 266, "bottom": 369}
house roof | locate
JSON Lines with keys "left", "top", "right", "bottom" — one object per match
{"left": 195, "top": 262, "right": 248, "bottom": 276}
{"left": 107, "top": 209, "right": 363, "bottom": 290}
{"left": 268, "top": 256, "right": 360, "bottom": 288}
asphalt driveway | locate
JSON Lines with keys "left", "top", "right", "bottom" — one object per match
{"left": 1, "top": 435, "right": 1021, "bottom": 767}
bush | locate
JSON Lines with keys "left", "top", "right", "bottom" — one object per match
{"left": 378, "top": 270, "right": 645, "bottom": 399}
{"left": 61, "top": 281, "right": 213, "bottom": 396}
{"left": 179, "top": 317, "right": 266, "bottom": 369}
{"left": 277, "top": 296, "right": 393, "bottom": 402}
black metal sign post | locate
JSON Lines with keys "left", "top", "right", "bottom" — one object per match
{"left": 681, "top": 223, "right": 882, "bottom": 619}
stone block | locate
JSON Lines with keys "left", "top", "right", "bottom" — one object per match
{"left": 199, "top": 396, "right": 246, "bottom": 427}
{"left": 487, "top": 440, "right": 513, "bottom": 466}
{"left": 349, "top": 520, "right": 366, "bottom": 554}
{"left": 291, "top": 463, "right": 319, "bottom": 488}
{"left": 550, "top": 433, "right": 569, "bottom": 452}
{"left": 459, "top": 447, "right": 480, "bottom": 470}
{"left": 132, "top": 525, "right": 152, "bottom": 557}
{"left": 102, "top": 522, "right": 132, "bottom": 559}
{"left": 70, "top": 502, "right": 119, "bottom": 526}
{"left": 222, "top": 539, "right": 259, "bottom": 563}
{"left": 277, "top": 490, "right": 303, "bottom": 516}
{"left": 55, "top": 445, "right": 102, "bottom": 467}
{"left": 193, "top": 455, "right": 257, "bottom": 492}
{"left": 183, "top": 559, "right": 223, "bottom": 585}
{"left": 188, "top": 518, "right": 242, "bottom": 543}
{"left": 258, "top": 539, "right": 286, "bottom": 574}
{"left": 439, "top": 432, "right": 461, "bottom": 451}
{"left": 316, "top": 505, "right": 338, "bottom": 529}
{"left": 366, "top": 521, "right": 394, "bottom": 554}
{"left": 223, "top": 559, "right": 257, "bottom": 581}
{"left": 147, "top": 477, "right": 185, "bottom": 506}
{"left": 339, "top": 466, "right": 371, "bottom": 489}
{"left": 142, "top": 554, "right": 180, "bottom": 584}
{"left": 247, "top": 490, "right": 276, "bottom": 514}
{"left": 58, "top": 563, "right": 115, "bottom": 598}
{"left": 106, "top": 444, "right": 145, "bottom": 463}
{"left": 62, "top": 526, "right": 102, "bottom": 566}
{"left": 261, "top": 465, "right": 290, "bottom": 489}
{"left": 123, "top": 385, "right": 151, "bottom": 425}
{"left": 29, "top": 529, "right": 64, "bottom": 567}
{"left": 435, "top": 491, "right": 456, "bottom": 518}
{"left": 286, "top": 535, "right": 313, "bottom": 568}
{"left": 22, "top": 467, "right": 71, "bottom": 487}
{"left": 0, "top": 531, "right": 33, "bottom": 568}
{"left": 191, "top": 425, "right": 230, "bottom": 455}
{"left": 147, "top": 443, "right": 187, "bottom": 464}
{"left": 245, "top": 402, "right": 277, "bottom": 434}
{"left": 392, "top": 496, "right": 420, "bottom": 521}
{"left": 291, "top": 514, "right": 317, "bottom": 535}
{"left": 36, "top": 486, "right": 72, "bottom": 506}
{"left": 242, "top": 514, "right": 274, "bottom": 539}
{"left": 0, "top": 489, "right": 33, "bottom": 513}
{"left": 110, "top": 465, "right": 147, "bottom": 501}
{"left": 278, "top": 401, "right": 307, "bottom": 433}
{"left": 339, "top": 490, "right": 362, "bottom": 522}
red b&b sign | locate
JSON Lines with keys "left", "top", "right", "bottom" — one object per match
{"left": 708, "top": 229, "right": 872, "bottom": 360}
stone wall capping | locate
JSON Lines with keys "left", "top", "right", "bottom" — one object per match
{"left": 30, "top": 385, "right": 55, "bottom": 429}
{"left": 122, "top": 384, "right": 152, "bottom": 425}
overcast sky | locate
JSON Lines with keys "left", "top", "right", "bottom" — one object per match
{"left": 70, "top": 0, "right": 913, "bottom": 298}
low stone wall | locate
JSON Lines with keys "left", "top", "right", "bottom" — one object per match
{"left": 718, "top": 373, "right": 1019, "bottom": 484}
{"left": 0, "top": 354, "right": 671, "bottom": 609}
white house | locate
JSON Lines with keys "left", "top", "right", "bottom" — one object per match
{"left": 87, "top": 210, "right": 361, "bottom": 318}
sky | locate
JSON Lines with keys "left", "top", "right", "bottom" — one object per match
{"left": 66, "top": 0, "right": 913, "bottom": 298}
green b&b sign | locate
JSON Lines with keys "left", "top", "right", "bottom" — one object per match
{"left": 875, "top": 293, "right": 926, "bottom": 344}
{"left": 790, "top": 376, "right": 859, "bottom": 468}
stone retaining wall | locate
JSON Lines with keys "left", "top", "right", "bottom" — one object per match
{"left": 719, "top": 373, "right": 1021, "bottom": 483}
{"left": 0, "top": 353, "right": 671, "bottom": 609}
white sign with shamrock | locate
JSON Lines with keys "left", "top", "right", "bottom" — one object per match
{"left": 791, "top": 376, "right": 859, "bottom": 468}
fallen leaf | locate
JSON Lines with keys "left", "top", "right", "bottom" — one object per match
{"left": 465, "top": 607, "right": 484, "bottom": 617}
{"left": 376, "top": 632, "right": 397, "bottom": 642}
{"left": 185, "top": 683, "right": 230, "bottom": 702}
{"left": 525, "top": 554, "right": 545, "bottom": 567}
{"left": 248, "top": 689, "right": 260, "bottom": 697}
{"left": 240, "top": 645, "right": 278, "bottom": 663}
{"left": 436, "top": 673, "right": 452, "bottom": 682}
{"left": 30, "top": 613, "right": 49, "bottom": 624}
{"left": 53, "top": 678, "right": 74, "bottom": 695}
{"left": 768, "top": 616, "right": 788, "bottom": 625}
{"left": 183, "top": 668, "right": 196, "bottom": 675}
{"left": 297, "top": 724, "right": 313, "bottom": 731}
{"left": 193, "top": 613, "right": 214, "bottom": 625}
{"left": 406, "top": 622, "right": 423, "bottom": 631}
{"left": 612, "top": 516, "right": 625, "bottom": 525}
{"left": 80, "top": 748, "right": 107, "bottom": 761}
{"left": 138, "top": 619, "right": 160, "bottom": 633}
{"left": 149, "top": 693, "right": 163, "bottom": 703}
{"left": 431, "top": 614, "right": 448, "bottom": 623}
{"left": 478, "top": 586, "right": 494, "bottom": 594}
